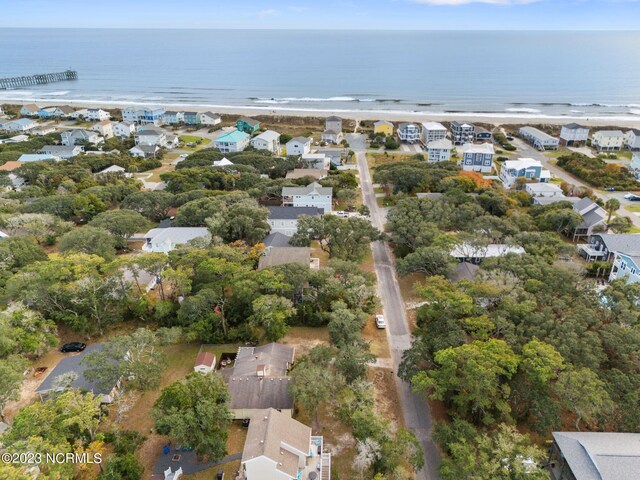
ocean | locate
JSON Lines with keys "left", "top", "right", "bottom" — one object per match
{"left": 1, "top": 29, "right": 639, "bottom": 120}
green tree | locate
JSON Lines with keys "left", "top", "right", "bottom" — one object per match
{"left": 554, "top": 367, "right": 614, "bottom": 430}
{"left": 98, "top": 453, "right": 143, "bottom": 480}
{"left": 88, "top": 209, "right": 150, "bottom": 242}
{"left": 248, "top": 294, "right": 295, "bottom": 341}
{"left": 397, "top": 246, "right": 456, "bottom": 276}
{"left": 335, "top": 342, "right": 376, "bottom": 384}
{"left": 0, "top": 304, "right": 57, "bottom": 358}
{"left": 59, "top": 226, "right": 118, "bottom": 260}
{"left": 83, "top": 328, "right": 167, "bottom": 392}
{"left": 0, "top": 355, "right": 28, "bottom": 421}
{"left": 289, "top": 361, "right": 339, "bottom": 426}
{"left": 121, "top": 191, "right": 174, "bottom": 221}
{"left": 605, "top": 198, "right": 621, "bottom": 224}
{"left": 413, "top": 339, "right": 520, "bottom": 425}
{"left": 152, "top": 372, "right": 231, "bottom": 459}
{"left": 3, "top": 213, "right": 73, "bottom": 244}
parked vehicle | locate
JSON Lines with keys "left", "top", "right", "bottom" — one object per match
{"left": 60, "top": 342, "right": 86, "bottom": 353}
{"left": 375, "top": 314, "right": 386, "bottom": 329}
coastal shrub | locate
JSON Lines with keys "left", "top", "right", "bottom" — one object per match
{"left": 557, "top": 153, "right": 637, "bottom": 189}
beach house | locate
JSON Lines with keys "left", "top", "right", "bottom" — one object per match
{"left": 214, "top": 130, "right": 251, "bottom": 153}
{"left": 36, "top": 106, "right": 61, "bottom": 118}
{"left": 90, "top": 120, "right": 114, "bottom": 139}
{"left": 162, "top": 111, "right": 184, "bottom": 125}
{"left": 236, "top": 117, "right": 261, "bottom": 133}
{"left": 113, "top": 121, "right": 136, "bottom": 138}
{"left": 499, "top": 158, "right": 551, "bottom": 188}
{"left": 241, "top": 409, "right": 329, "bottom": 480}
{"left": 183, "top": 111, "right": 199, "bottom": 125}
{"left": 578, "top": 233, "right": 640, "bottom": 263}
{"left": 39, "top": 145, "right": 84, "bottom": 160}
{"left": 122, "top": 107, "right": 166, "bottom": 126}
{"left": 142, "top": 227, "right": 211, "bottom": 253}
{"left": 199, "top": 111, "right": 221, "bottom": 126}
{"left": 572, "top": 198, "right": 607, "bottom": 240}
{"left": 286, "top": 137, "right": 312, "bottom": 156}
{"left": 86, "top": 108, "right": 111, "bottom": 122}
{"left": 129, "top": 145, "right": 160, "bottom": 158}
{"left": 282, "top": 182, "right": 333, "bottom": 212}
{"left": 18, "top": 154, "right": 61, "bottom": 163}
{"left": 95, "top": 165, "right": 131, "bottom": 178}
{"left": 460, "top": 143, "right": 495, "bottom": 173}
{"left": 20, "top": 104, "right": 40, "bottom": 117}
{"left": 61, "top": 129, "right": 103, "bottom": 146}
{"left": 548, "top": 432, "right": 640, "bottom": 480}
{"left": 322, "top": 129, "right": 343, "bottom": 145}
{"left": 397, "top": 123, "right": 421, "bottom": 143}
{"left": 30, "top": 126, "right": 57, "bottom": 136}
{"left": 1, "top": 118, "right": 36, "bottom": 132}
{"left": 301, "top": 153, "right": 329, "bottom": 169}
{"left": 451, "top": 122, "right": 475, "bottom": 145}
{"left": 422, "top": 122, "right": 447, "bottom": 144}
{"left": 475, "top": 127, "right": 493, "bottom": 141}
{"left": 560, "top": 123, "right": 590, "bottom": 146}
{"left": 134, "top": 127, "right": 171, "bottom": 147}
{"left": 631, "top": 153, "right": 640, "bottom": 179}
{"left": 525, "top": 182, "right": 564, "bottom": 198}
{"left": 251, "top": 130, "right": 281, "bottom": 153}
{"left": 624, "top": 129, "right": 640, "bottom": 150}
{"left": 374, "top": 120, "right": 394, "bottom": 136}
{"left": 592, "top": 130, "right": 624, "bottom": 151}
{"left": 609, "top": 252, "right": 640, "bottom": 286}
{"left": 267, "top": 206, "right": 324, "bottom": 236}
{"left": 426, "top": 139, "right": 452, "bottom": 163}
{"left": 519, "top": 126, "right": 559, "bottom": 151}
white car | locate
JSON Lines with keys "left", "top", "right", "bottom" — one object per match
{"left": 375, "top": 314, "right": 386, "bottom": 329}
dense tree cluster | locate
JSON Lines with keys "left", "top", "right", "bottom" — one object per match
{"left": 557, "top": 152, "right": 638, "bottom": 189}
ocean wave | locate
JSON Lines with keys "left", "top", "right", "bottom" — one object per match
{"left": 252, "top": 96, "right": 381, "bottom": 103}
{"left": 37, "top": 91, "right": 70, "bottom": 96}
{"left": 630, "top": 109, "right": 640, "bottom": 116}
{"left": 506, "top": 107, "right": 542, "bottom": 114}
{"left": 571, "top": 102, "right": 640, "bottom": 108}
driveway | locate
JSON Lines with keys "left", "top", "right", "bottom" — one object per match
{"left": 347, "top": 133, "right": 441, "bottom": 480}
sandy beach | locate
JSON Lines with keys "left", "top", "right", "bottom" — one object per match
{"left": 5, "top": 98, "right": 640, "bottom": 128}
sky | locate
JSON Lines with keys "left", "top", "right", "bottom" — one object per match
{"left": 0, "top": 0, "right": 639, "bottom": 30}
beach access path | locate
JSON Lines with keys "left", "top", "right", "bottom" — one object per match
{"left": 349, "top": 133, "right": 441, "bottom": 480}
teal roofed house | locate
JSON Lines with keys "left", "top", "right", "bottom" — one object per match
{"left": 236, "top": 117, "right": 260, "bottom": 133}
{"left": 183, "top": 111, "right": 199, "bottom": 125}
{"left": 214, "top": 130, "right": 251, "bottom": 153}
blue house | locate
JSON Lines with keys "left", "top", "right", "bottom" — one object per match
{"left": 499, "top": 158, "right": 550, "bottom": 188}
{"left": 460, "top": 143, "right": 495, "bottom": 173}
{"left": 183, "top": 111, "right": 199, "bottom": 125}
{"left": 236, "top": 117, "right": 260, "bottom": 133}
{"left": 163, "top": 111, "right": 184, "bottom": 125}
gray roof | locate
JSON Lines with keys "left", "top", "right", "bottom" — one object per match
{"left": 131, "top": 144, "right": 159, "bottom": 154}
{"left": 534, "top": 196, "right": 581, "bottom": 206}
{"left": 262, "top": 233, "right": 293, "bottom": 248}
{"left": 258, "top": 247, "right": 311, "bottom": 269}
{"left": 282, "top": 182, "right": 332, "bottom": 197}
{"left": 253, "top": 130, "right": 280, "bottom": 142}
{"left": 574, "top": 197, "right": 598, "bottom": 212}
{"left": 144, "top": 227, "right": 209, "bottom": 245}
{"left": 580, "top": 209, "right": 606, "bottom": 229}
{"left": 564, "top": 123, "right": 588, "bottom": 130}
{"left": 520, "top": 126, "right": 558, "bottom": 142}
{"left": 288, "top": 136, "right": 311, "bottom": 144}
{"left": 238, "top": 117, "right": 260, "bottom": 127}
{"left": 552, "top": 431, "right": 640, "bottom": 480}
{"left": 39, "top": 145, "right": 81, "bottom": 155}
{"left": 268, "top": 206, "right": 324, "bottom": 220}
{"left": 323, "top": 129, "right": 339, "bottom": 135}
{"left": 595, "top": 130, "right": 624, "bottom": 137}
{"left": 35, "top": 344, "right": 116, "bottom": 396}
{"left": 451, "top": 262, "right": 479, "bottom": 282}
{"left": 416, "top": 192, "right": 444, "bottom": 200}
{"left": 229, "top": 343, "right": 296, "bottom": 378}
{"left": 326, "top": 116, "right": 341, "bottom": 121}
{"left": 227, "top": 376, "right": 293, "bottom": 410}
{"left": 591, "top": 234, "right": 640, "bottom": 254}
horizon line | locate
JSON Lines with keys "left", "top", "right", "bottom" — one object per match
{"left": 1, "top": 27, "right": 639, "bottom": 32}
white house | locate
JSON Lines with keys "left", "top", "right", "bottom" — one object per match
{"left": 121, "top": 106, "right": 165, "bottom": 126}
{"left": 135, "top": 127, "right": 167, "bottom": 147}
{"left": 631, "top": 153, "right": 640, "bottom": 180}
{"left": 30, "top": 126, "right": 57, "bottom": 136}
{"left": 301, "top": 153, "right": 329, "bottom": 169}
{"left": 113, "top": 121, "right": 136, "bottom": 138}
{"left": 94, "top": 165, "right": 131, "bottom": 178}
{"left": 422, "top": 122, "right": 447, "bottom": 144}
{"left": 90, "top": 121, "right": 114, "bottom": 139}
{"left": 427, "top": 139, "right": 452, "bottom": 163}
{"left": 592, "top": 130, "right": 624, "bottom": 151}
{"left": 321, "top": 129, "right": 343, "bottom": 145}
{"left": 624, "top": 129, "right": 640, "bottom": 150}
{"left": 142, "top": 227, "right": 211, "bottom": 253}
{"left": 214, "top": 130, "right": 251, "bottom": 153}
{"left": 129, "top": 145, "right": 160, "bottom": 158}
{"left": 241, "top": 409, "right": 328, "bottom": 480}
{"left": 2, "top": 118, "right": 36, "bottom": 132}
{"left": 18, "top": 153, "right": 61, "bottom": 162}
{"left": 286, "top": 137, "right": 312, "bottom": 156}
{"left": 451, "top": 243, "right": 526, "bottom": 264}
{"left": 86, "top": 108, "right": 111, "bottom": 122}
{"left": 0, "top": 134, "right": 29, "bottom": 144}
{"left": 38, "top": 145, "right": 84, "bottom": 159}
{"left": 20, "top": 104, "right": 39, "bottom": 116}
{"left": 460, "top": 143, "right": 495, "bottom": 173}
{"left": 251, "top": 130, "right": 281, "bottom": 154}
{"left": 519, "top": 126, "right": 559, "bottom": 151}
{"left": 199, "top": 111, "right": 221, "bottom": 126}
{"left": 525, "top": 182, "right": 564, "bottom": 198}
{"left": 70, "top": 108, "right": 88, "bottom": 120}
{"left": 397, "top": 123, "right": 421, "bottom": 143}
{"left": 268, "top": 206, "right": 324, "bottom": 236}
{"left": 282, "top": 182, "right": 333, "bottom": 213}
{"left": 61, "top": 129, "right": 103, "bottom": 146}
{"left": 325, "top": 116, "right": 342, "bottom": 133}
{"left": 560, "top": 123, "right": 590, "bottom": 146}
{"left": 499, "top": 158, "right": 551, "bottom": 188}
{"left": 193, "top": 351, "right": 216, "bottom": 374}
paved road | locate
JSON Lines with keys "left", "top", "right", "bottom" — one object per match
{"left": 348, "top": 134, "right": 441, "bottom": 480}
{"left": 511, "top": 137, "right": 640, "bottom": 227}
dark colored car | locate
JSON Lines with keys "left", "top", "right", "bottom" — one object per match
{"left": 630, "top": 196, "right": 640, "bottom": 202}
{"left": 604, "top": 187, "right": 615, "bottom": 192}
{"left": 216, "top": 469, "right": 225, "bottom": 480}
{"left": 60, "top": 342, "right": 86, "bottom": 353}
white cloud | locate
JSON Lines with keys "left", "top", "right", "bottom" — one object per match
{"left": 256, "top": 9, "right": 279, "bottom": 17}
{"left": 289, "top": 5, "right": 308, "bottom": 12}
{"left": 413, "top": 0, "right": 540, "bottom": 5}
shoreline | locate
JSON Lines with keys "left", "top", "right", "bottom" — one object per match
{"left": 3, "top": 97, "right": 640, "bottom": 128}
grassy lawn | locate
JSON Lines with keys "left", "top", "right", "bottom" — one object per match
{"left": 367, "top": 152, "right": 422, "bottom": 168}
{"left": 623, "top": 204, "right": 640, "bottom": 213}
{"left": 179, "top": 136, "right": 212, "bottom": 151}
{"left": 183, "top": 422, "right": 247, "bottom": 480}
